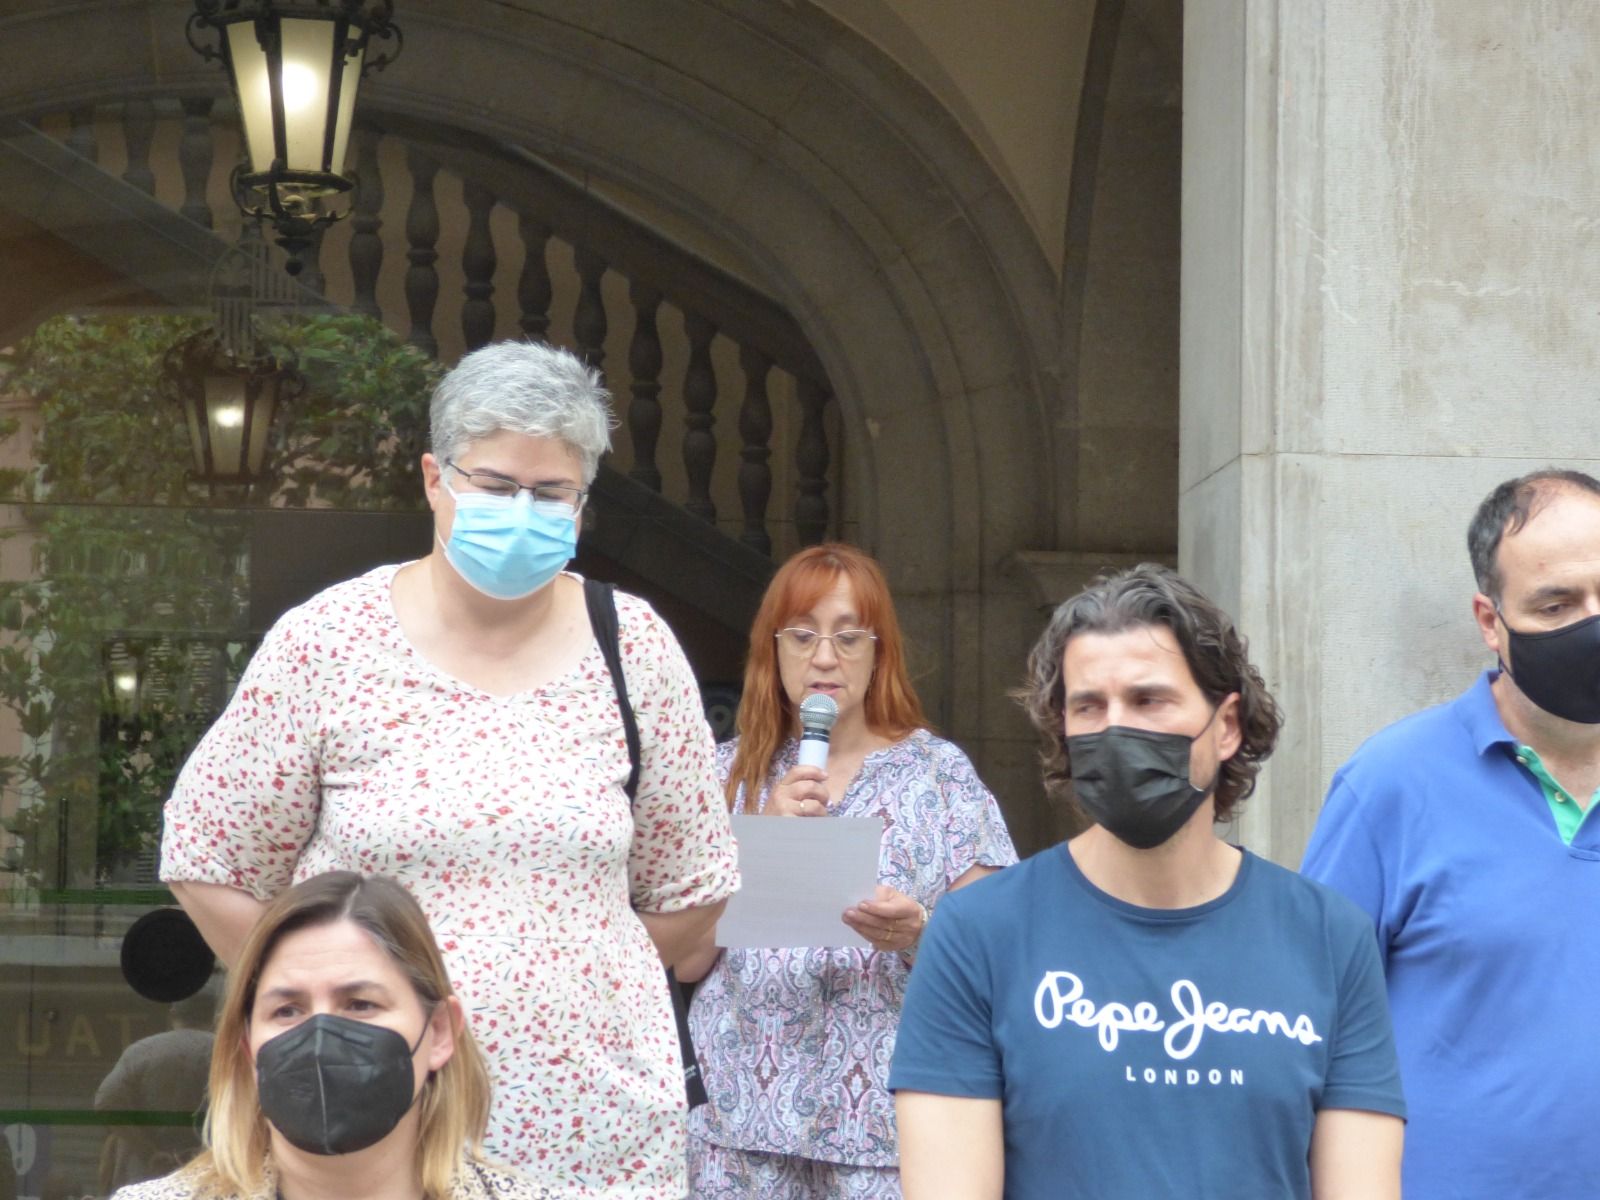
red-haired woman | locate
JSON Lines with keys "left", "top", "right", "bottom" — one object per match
{"left": 679, "top": 544, "right": 1017, "bottom": 1198}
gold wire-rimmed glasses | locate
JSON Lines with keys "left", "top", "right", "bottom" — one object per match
{"left": 774, "top": 628, "right": 879, "bottom": 659}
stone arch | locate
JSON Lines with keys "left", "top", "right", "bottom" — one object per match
{"left": 1057, "top": 0, "right": 1182, "bottom": 557}
{"left": 2, "top": 0, "right": 1062, "bottom": 832}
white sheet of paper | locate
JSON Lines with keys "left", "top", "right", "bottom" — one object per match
{"left": 717, "top": 814, "right": 884, "bottom": 949}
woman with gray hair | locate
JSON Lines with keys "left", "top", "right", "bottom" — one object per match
{"left": 161, "top": 341, "right": 740, "bottom": 1198}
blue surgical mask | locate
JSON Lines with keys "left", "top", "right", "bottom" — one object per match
{"left": 439, "top": 479, "right": 578, "bottom": 600}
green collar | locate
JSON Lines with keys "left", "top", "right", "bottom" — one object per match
{"left": 1513, "top": 743, "right": 1600, "bottom": 844}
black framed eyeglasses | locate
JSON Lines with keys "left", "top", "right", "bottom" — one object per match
{"left": 445, "top": 460, "right": 586, "bottom": 512}
{"left": 774, "top": 628, "right": 879, "bottom": 659}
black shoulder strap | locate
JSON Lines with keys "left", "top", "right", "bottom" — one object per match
{"left": 582, "top": 578, "right": 707, "bottom": 1109}
{"left": 583, "top": 578, "right": 641, "bottom": 802}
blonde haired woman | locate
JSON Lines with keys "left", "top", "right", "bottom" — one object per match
{"left": 112, "top": 871, "right": 543, "bottom": 1200}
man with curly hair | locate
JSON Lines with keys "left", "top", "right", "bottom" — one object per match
{"left": 889, "top": 564, "right": 1405, "bottom": 1199}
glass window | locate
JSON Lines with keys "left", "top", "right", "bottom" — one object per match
{"left": 1, "top": 306, "right": 440, "bottom": 1197}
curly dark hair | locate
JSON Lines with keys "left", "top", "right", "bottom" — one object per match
{"left": 1018, "top": 564, "right": 1283, "bottom": 824}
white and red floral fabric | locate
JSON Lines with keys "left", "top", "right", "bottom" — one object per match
{"left": 161, "top": 566, "right": 739, "bottom": 1199}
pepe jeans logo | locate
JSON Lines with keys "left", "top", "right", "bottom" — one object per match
{"left": 1032, "top": 970, "right": 1323, "bottom": 1061}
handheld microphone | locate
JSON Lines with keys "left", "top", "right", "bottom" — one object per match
{"left": 797, "top": 693, "right": 839, "bottom": 770}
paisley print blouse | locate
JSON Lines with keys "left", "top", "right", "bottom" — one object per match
{"left": 686, "top": 730, "right": 1016, "bottom": 1166}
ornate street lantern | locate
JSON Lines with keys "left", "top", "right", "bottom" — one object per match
{"left": 186, "top": 1, "right": 402, "bottom": 274}
{"left": 162, "top": 328, "right": 305, "bottom": 492}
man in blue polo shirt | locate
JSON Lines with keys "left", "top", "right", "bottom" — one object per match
{"left": 891, "top": 565, "right": 1404, "bottom": 1199}
{"left": 1303, "top": 469, "right": 1600, "bottom": 1199}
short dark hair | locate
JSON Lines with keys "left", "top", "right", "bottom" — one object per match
{"left": 1017, "top": 564, "right": 1283, "bottom": 824}
{"left": 1467, "top": 469, "right": 1600, "bottom": 600}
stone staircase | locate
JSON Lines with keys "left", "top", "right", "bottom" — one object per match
{"left": 3, "top": 99, "right": 855, "bottom": 679}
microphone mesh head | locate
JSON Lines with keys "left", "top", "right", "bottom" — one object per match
{"left": 798, "top": 693, "right": 839, "bottom": 736}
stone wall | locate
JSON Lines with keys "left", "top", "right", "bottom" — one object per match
{"left": 1183, "top": 0, "right": 1600, "bottom": 864}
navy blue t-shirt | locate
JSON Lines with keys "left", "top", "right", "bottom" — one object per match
{"left": 889, "top": 846, "right": 1405, "bottom": 1199}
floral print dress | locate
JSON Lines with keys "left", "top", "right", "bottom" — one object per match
{"left": 160, "top": 567, "right": 739, "bottom": 1199}
{"left": 685, "top": 730, "right": 1016, "bottom": 1169}
{"left": 112, "top": 1157, "right": 550, "bottom": 1200}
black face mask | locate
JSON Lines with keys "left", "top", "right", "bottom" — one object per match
{"left": 1067, "top": 709, "right": 1220, "bottom": 850}
{"left": 1499, "top": 610, "right": 1600, "bottom": 725}
{"left": 255, "top": 1011, "right": 430, "bottom": 1156}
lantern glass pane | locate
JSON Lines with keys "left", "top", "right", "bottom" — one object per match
{"left": 279, "top": 17, "right": 338, "bottom": 173}
{"left": 244, "top": 381, "right": 279, "bottom": 476}
{"left": 226, "top": 22, "right": 275, "bottom": 174}
{"left": 105, "top": 643, "right": 141, "bottom": 721}
{"left": 182, "top": 393, "right": 206, "bottom": 477}
{"left": 330, "top": 44, "right": 365, "bottom": 177}
{"left": 203, "top": 373, "right": 248, "bottom": 478}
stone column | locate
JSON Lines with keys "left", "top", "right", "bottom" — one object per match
{"left": 1182, "top": 0, "right": 1600, "bottom": 865}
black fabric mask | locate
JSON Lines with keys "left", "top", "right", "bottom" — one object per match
{"left": 1067, "top": 710, "right": 1220, "bottom": 849}
{"left": 1500, "top": 610, "right": 1600, "bottom": 725}
{"left": 255, "top": 1012, "right": 429, "bottom": 1156}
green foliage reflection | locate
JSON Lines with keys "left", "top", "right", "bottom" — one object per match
{"left": 0, "top": 313, "right": 440, "bottom": 892}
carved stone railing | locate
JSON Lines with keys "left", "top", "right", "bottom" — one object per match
{"left": 32, "top": 98, "right": 846, "bottom": 560}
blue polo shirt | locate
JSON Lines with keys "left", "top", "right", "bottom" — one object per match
{"left": 1302, "top": 670, "right": 1600, "bottom": 1200}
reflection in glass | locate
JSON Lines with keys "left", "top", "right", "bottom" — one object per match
{"left": 0, "top": 311, "right": 438, "bottom": 1197}
{"left": 94, "top": 987, "right": 218, "bottom": 1194}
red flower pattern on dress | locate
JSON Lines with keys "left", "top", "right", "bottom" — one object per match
{"left": 161, "top": 567, "right": 739, "bottom": 1199}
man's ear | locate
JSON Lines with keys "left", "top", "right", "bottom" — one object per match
{"left": 1472, "top": 592, "right": 1503, "bottom": 659}
{"left": 1217, "top": 692, "right": 1243, "bottom": 762}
